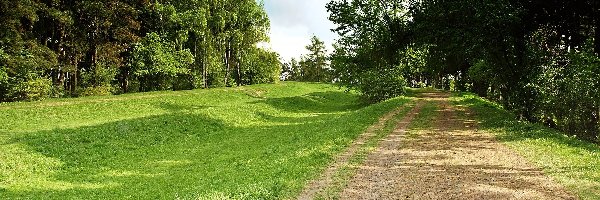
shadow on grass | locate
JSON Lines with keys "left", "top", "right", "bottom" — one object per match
{"left": 454, "top": 94, "right": 599, "bottom": 153}
{"left": 2, "top": 91, "right": 406, "bottom": 199}
{"left": 255, "top": 91, "right": 367, "bottom": 113}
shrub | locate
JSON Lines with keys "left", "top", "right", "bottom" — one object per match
{"left": 358, "top": 70, "right": 406, "bottom": 103}
{"left": 0, "top": 67, "right": 8, "bottom": 100}
{"left": 535, "top": 43, "right": 600, "bottom": 142}
{"left": 77, "top": 85, "right": 114, "bottom": 97}
{"left": 8, "top": 78, "right": 53, "bottom": 101}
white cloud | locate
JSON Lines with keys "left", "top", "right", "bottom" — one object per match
{"left": 263, "top": 0, "right": 337, "bottom": 62}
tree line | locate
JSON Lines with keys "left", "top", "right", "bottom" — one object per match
{"left": 327, "top": 0, "right": 600, "bottom": 142}
{"left": 0, "top": 0, "right": 280, "bottom": 102}
{"left": 281, "top": 35, "right": 332, "bottom": 83}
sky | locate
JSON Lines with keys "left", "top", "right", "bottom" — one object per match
{"left": 262, "top": 0, "right": 338, "bottom": 62}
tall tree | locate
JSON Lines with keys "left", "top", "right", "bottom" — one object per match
{"left": 327, "top": 0, "right": 408, "bottom": 102}
{"left": 300, "top": 36, "right": 329, "bottom": 82}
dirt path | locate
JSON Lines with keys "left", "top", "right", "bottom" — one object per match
{"left": 307, "top": 92, "right": 577, "bottom": 199}
{"left": 297, "top": 101, "right": 424, "bottom": 200}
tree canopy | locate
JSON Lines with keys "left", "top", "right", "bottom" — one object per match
{"left": 327, "top": 0, "right": 600, "bottom": 142}
{"left": 282, "top": 35, "right": 331, "bottom": 83}
{"left": 0, "top": 0, "right": 280, "bottom": 101}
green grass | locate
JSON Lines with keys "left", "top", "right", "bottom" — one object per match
{"left": 452, "top": 93, "right": 600, "bottom": 199}
{"left": 0, "top": 82, "right": 410, "bottom": 199}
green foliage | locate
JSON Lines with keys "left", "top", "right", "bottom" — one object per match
{"left": 535, "top": 41, "right": 600, "bottom": 141}
{"left": 0, "top": 82, "right": 409, "bottom": 199}
{"left": 300, "top": 36, "right": 330, "bottom": 82}
{"left": 0, "top": 67, "right": 7, "bottom": 84}
{"left": 132, "top": 33, "right": 193, "bottom": 77}
{"left": 130, "top": 33, "right": 194, "bottom": 91}
{"left": 242, "top": 48, "right": 281, "bottom": 84}
{"left": 281, "top": 58, "right": 301, "bottom": 81}
{"left": 0, "top": 0, "right": 274, "bottom": 102}
{"left": 405, "top": 0, "right": 600, "bottom": 141}
{"left": 399, "top": 47, "right": 429, "bottom": 87}
{"left": 0, "top": 42, "right": 57, "bottom": 101}
{"left": 9, "top": 78, "right": 53, "bottom": 101}
{"left": 284, "top": 36, "right": 330, "bottom": 83}
{"left": 327, "top": 0, "right": 600, "bottom": 142}
{"left": 77, "top": 85, "right": 115, "bottom": 97}
{"left": 327, "top": 0, "right": 409, "bottom": 102}
{"left": 358, "top": 70, "right": 406, "bottom": 103}
{"left": 0, "top": 52, "right": 8, "bottom": 98}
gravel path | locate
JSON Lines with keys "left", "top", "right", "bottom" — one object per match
{"left": 337, "top": 92, "right": 576, "bottom": 199}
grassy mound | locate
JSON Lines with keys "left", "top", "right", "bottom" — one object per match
{"left": 0, "top": 82, "right": 409, "bottom": 199}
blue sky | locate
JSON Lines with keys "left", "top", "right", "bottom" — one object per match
{"left": 262, "top": 0, "right": 337, "bottom": 61}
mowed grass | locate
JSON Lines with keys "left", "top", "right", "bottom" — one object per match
{"left": 452, "top": 93, "right": 600, "bottom": 199}
{"left": 0, "top": 82, "right": 410, "bottom": 199}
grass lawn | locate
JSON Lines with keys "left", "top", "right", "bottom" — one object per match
{"left": 0, "top": 82, "right": 410, "bottom": 199}
{"left": 452, "top": 93, "right": 600, "bottom": 199}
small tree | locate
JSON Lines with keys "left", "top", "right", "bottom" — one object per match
{"left": 300, "top": 36, "right": 330, "bottom": 82}
{"left": 130, "top": 33, "right": 194, "bottom": 92}
{"left": 281, "top": 58, "right": 302, "bottom": 81}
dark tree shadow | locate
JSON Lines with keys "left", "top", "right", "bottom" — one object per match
{"left": 454, "top": 94, "right": 600, "bottom": 153}
{"left": 254, "top": 91, "right": 366, "bottom": 113}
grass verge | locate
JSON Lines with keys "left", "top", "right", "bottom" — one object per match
{"left": 452, "top": 92, "right": 600, "bottom": 199}
{"left": 0, "top": 82, "right": 409, "bottom": 199}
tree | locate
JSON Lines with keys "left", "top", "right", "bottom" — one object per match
{"left": 0, "top": 0, "right": 275, "bottom": 101}
{"left": 299, "top": 36, "right": 329, "bottom": 82}
{"left": 129, "top": 32, "right": 193, "bottom": 92}
{"left": 281, "top": 58, "right": 301, "bottom": 81}
{"left": 327, "top": 0, "right": 600, "bottom": 141}
{"left": 0, "top": 0, "right": 57, "bottom": 101}
{"left": 327, "top": 0, "right": 408, "bottom": 102}
{"left": 240, "top": 47, "right": 281, "bottom": 85}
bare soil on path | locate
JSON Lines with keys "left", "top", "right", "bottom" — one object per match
{"left": 297, "top": 100, "right": 423, "bottom": 200}
{"left": 303, "top": 92, "right": 577, "bottom": 199}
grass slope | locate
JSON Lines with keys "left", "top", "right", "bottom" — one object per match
{"left": 452, "top": 93, "right": 600, "bottom": 199}
{"left": 0, "top": 82, "right": 409, "bottom": 199}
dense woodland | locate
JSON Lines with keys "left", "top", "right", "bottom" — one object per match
{"left": 327, "top": 0, "right": 600, "bottom": 142}
{"left": 0, "top": 0, "right": 280, "bottom": 101}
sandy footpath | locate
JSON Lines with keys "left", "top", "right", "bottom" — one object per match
{"left": 336, "top": 92, "right": 576, "bottom": 199}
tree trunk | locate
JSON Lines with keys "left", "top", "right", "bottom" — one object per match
{"left": 236, "top": 50, "right": 242, "bottom": 86}
{"left": 193, "top": 39, "right": 198, "bottom": 88}
{"left": 91, "top": 45, "right": 98, "bottom": 86}
{"left": 71, "top": 58, "right": 79, "bottom": 95}
{"left": 202, "top": 38, "right": 208, "bottom": 89}
{"left": 595, "top": 6, "right": 600, "bottom": 55}
{"left": 121, "top": 68, "right": 129, "bottom": 93}
{"left": 224, "top": 41, "right": 231, "bottom": 86}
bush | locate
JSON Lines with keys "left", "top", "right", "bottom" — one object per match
{"left": 535, "top": 43, "right": 600, "bottom": 142}
{"left": 358, "top": 70, "right": 406, "bottom": 103}
{"left": 77, "top": 85, "right": 114, "bottom": 97}
{"left": 130, "top": 32, "right": 194, "bottom": 92}
{"left": 0, "top": 67, "right": 8, "bottom": 99}
{"left": 8, "top": 78, "right": 53, "bottom": 101}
